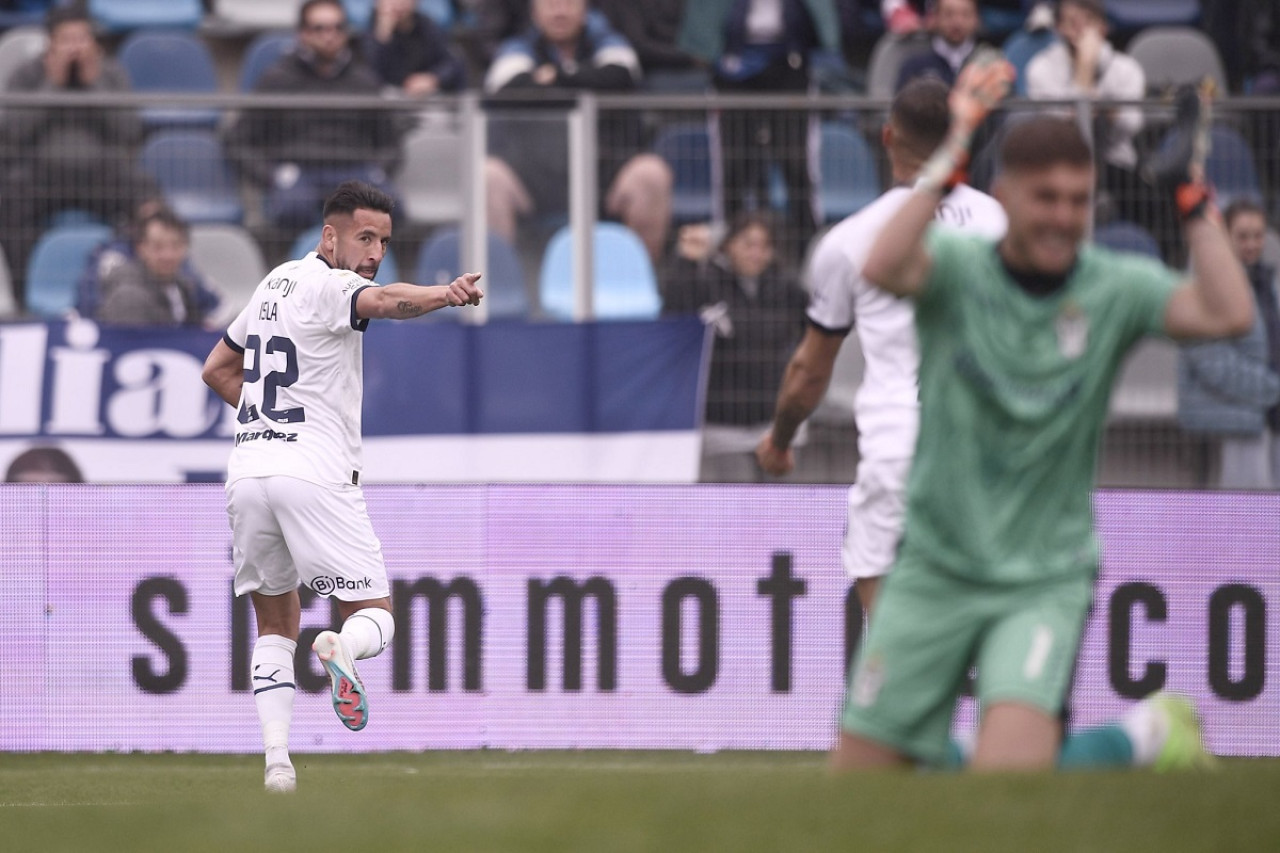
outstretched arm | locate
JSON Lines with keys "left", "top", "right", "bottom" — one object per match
{"left": 863, "top": 52, "right": 1015, "bottom": 297}
{"left": 1163, "top": 215, "right": 1254, "bottom": 340}
{"left": 355, "top": 272, "right": 484, "bottom": 320}
{"left": 756, "top": 326, "right": 844, "bottom": 475}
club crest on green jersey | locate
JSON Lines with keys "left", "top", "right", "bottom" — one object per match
{"left": 1055, "top": 302, "right": 1089, "bottom": 358}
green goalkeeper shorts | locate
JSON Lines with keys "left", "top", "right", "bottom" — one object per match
{"left": 841, "top": 553, "right": 1095, "bottom": 767}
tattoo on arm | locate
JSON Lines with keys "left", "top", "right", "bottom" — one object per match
{"left": 396, "top": 300, "right": 426, "bottom": 317}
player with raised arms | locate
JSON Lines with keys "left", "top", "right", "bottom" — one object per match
{"left": 202, "top": 181, "right": 483, "bottom": 792}
{"left": 835, "top": 55, "right": 1243, "bottom": 772}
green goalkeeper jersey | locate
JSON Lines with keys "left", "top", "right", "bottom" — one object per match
{"left": 901, "top": 229, "right": 1179, "bottom": 584}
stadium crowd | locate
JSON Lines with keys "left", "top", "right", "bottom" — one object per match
{"left": 0, "top": 0, "right": 1274, "bottom": 487}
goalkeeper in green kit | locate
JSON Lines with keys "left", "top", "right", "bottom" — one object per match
{"left": 835, "top": 56, "right": 1250, "bottom": 772}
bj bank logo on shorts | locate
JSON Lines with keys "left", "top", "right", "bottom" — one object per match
{"left": 310, "top": 576, "right": 373, "bottom": 595}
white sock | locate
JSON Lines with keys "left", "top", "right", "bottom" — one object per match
{"left": 252, "top": 634, "right": 297, "bottom": 761}
{"left": 1119, "top": 698, "right": 1170, "bottom": 766}
{"left": 339, "top": 608, "right": 395, "bottom": 660}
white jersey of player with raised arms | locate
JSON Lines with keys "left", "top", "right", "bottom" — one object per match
{"left": 224, "top": 252, "right": 373, "bottom": 488}
{"left": 806, "top": 184, "right": 1007, "bottom": 461}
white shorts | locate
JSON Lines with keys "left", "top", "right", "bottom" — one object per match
{"left": 227, "top": 476, "right": 390, "bottom": 600}
{"left": 841, "top": 457, "right": 911, "bottom": 580}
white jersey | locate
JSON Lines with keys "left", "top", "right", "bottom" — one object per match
{"left": 224, "top": 252, "right": 373, "bottom": 488}
{"left": 807, "top": 185, "right": 1007, "bottom": 460}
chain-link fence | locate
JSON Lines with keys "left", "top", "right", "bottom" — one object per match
{"left": 1, "top": 89, "right": 1276, "bottom": 486}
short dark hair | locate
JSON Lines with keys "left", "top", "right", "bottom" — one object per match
{"left": 46, "top": 3, "right": 92, "bottom": 35}
{"left": 135, "top": 207, "right": 190, "bottom": 244}
{"left": 999, "top": 116, "right": 1094, "bottom": 173}
{"left": 720, "top": 210, "right": 776, "bottom": 250}
{"left": 1223, "top": 198, "right": 1266, "bottom": 230}
{"left": 890, "top": 77, "right": 952, "bottom": 157}
{"left": 5, "top": 446, "right": 84, "bottom": 483}
{"left": 299, "top": 0, "right": 346, "bottom": 30}
{"left": 323, "top": 181, "right": 395, "bottom": 220}
{"left": 1056, "top": 0, "right": 1105, "bottom": 23}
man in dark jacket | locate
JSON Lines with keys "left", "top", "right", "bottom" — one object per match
{"left": 895, "top": 0, "right": 984, "bottom": 91}
{"left": 484, "top": 0, "right": 673, "bottom": 262}
{"left": 365, "top": 0, "right": 467, "bottom": 96}
{"left": 0, "top": 4, "right": 157, "bottom": 309}
{"left": 226, "top": 0, "right": 403, "bottom": 230}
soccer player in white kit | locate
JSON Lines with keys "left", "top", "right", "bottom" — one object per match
{"left": 755, "top": 77, "right": 1006, "bottom": 614}
{"left": 201, "top": 182, "right": 484, "bottom": 792}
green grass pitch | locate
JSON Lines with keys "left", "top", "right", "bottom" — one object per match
{"left": 2, "top": 752, "right": 1278, "bottom": 852}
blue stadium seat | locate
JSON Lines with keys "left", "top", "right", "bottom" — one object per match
{"left": 342, "top": 0, "right": 453, "bottom": 29}
{"left": 1154, "top": 124, "right": 1263, "bottom": 210}
{"left": 1002, "top": 28, "right": 1057, "bottom": 96}
{"left": 652, "top": 122, "right": 714, "bottom": 225}
{"left": 139, "top": 129, "right": 245, "bottom": 224}
{"left": 818, "top": 121, "right": 880, "bottom": 223}
{"left": 289, "top": 225, "right": 399, "bottom": 285}
{"left": 238, "top": 31, "right": 295, "bottom": 91}
{"left": 1203, "top": 125, "right": 1265, "bottom": 209}
{"left": 539, "top": 223, "right": 660, "bottom": 321}
{"left": 26, "top": 223, "right": 113, "bottom": 319}
{"left": 414, "top": 227, "right": 529, "bottom": 320}
{"left": 0, "top": 0, "right": 50, "bottom": 33}
{"left": 117, "top": 30, "right": 219, "bottom": 128}
{"left": 88, "top": 0, "right": 204, "bottom": 31}
{"left": 1093, "top": 220, "right": 1161, "bottom": 259}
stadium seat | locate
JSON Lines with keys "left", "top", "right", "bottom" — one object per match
{"left": 818, "top": 121, "right": 881, "bottom": 223}
{"left": 25, "top": 223, "right": 113, "bottom": 319}
{"left": 398, "top": 119, "right": 464, "bottom": 226}
{"left": 0, "top": 25, "right": 46, "bottom": 95}
{"left": 139, "top": 129, "right": 245, "bottom": 225}
{"left": 210, "top": 0, "right": 302, "bottom": 32}
{"left": 289, "top": 225, "right": 400, "bottom": 285}
{"left": 88, "top": 0, "right": 204, "bottom": 31}
{"left": 1126, "top": 26, "right": 1226, "bottom": 96}
{"left": 1105, "top": 0, "right": 1201, "bottom": 34}
{"left": 117, "top": 30, "right": 219, "bottom": 128}
{"left": 652, "top": 121, "right": 715, "bottom": 225}
{"left": 1203, "top": 125, "right": 1265, "bottom": 210}
{"left": 188, "top": 223, "right": 268, "bottom": 327}
{"left": 539, "top": 222, "right": 660, "bottom": 321}
{"left": 341, "top": 0, "right": 453, "bottom": 29}
{"left": 1109, "top": 338, "right": 1179, "bottom": 421}
{"left": 414, "top": 227, "right": 529, "bottom": 320}
{"left": 238, "top": 31, "right": 295, "bottom": 91}
{"left": 1093, "top": 220, "right": 1160, "bottom": 259}
{"left": 1002, "top": 28, "right": 1057, "bottom": 97}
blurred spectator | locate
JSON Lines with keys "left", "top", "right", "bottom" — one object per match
{"left": 4, "top": 445, "right": 83, "bottom": 483}
{"left": 365, "top": 0, "right": 467, "bottom": 96}
{"left": 1178, "top": 199, "right": 1280, "bottom": 489}
{"left": 661, "top": 212, "right": 808, "bottom": 481}
{"left": 484, "top": 0, "right": 673, "bottom": 263}
{"left": 0, "top": 4, "right": 157, "bottom": 310}
{"left": 226, "top": 0, "right": 402, "bottom": 231}
{"left": 465, "top": 0, "right": 531, "bottom": 70}
{"left": 85, "top": 206, "right": 221, "bottom": 327}
{"left": 1024, "top": 0, "right": 1154, "bottom": 239}
{"left": 595, "top": 0, "right": 703, "bottom": 79}
{"left": 895, "top": 0, "right": 982, "bottom": 91}
{"left": 682, "top": 0, "right": 840, "bottom": 267}
{"left": 76, "top": 198, "right": 219, "bottom": 321}
{"left": 1205, "top": 0, "right": 1247, "bottom": 93}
